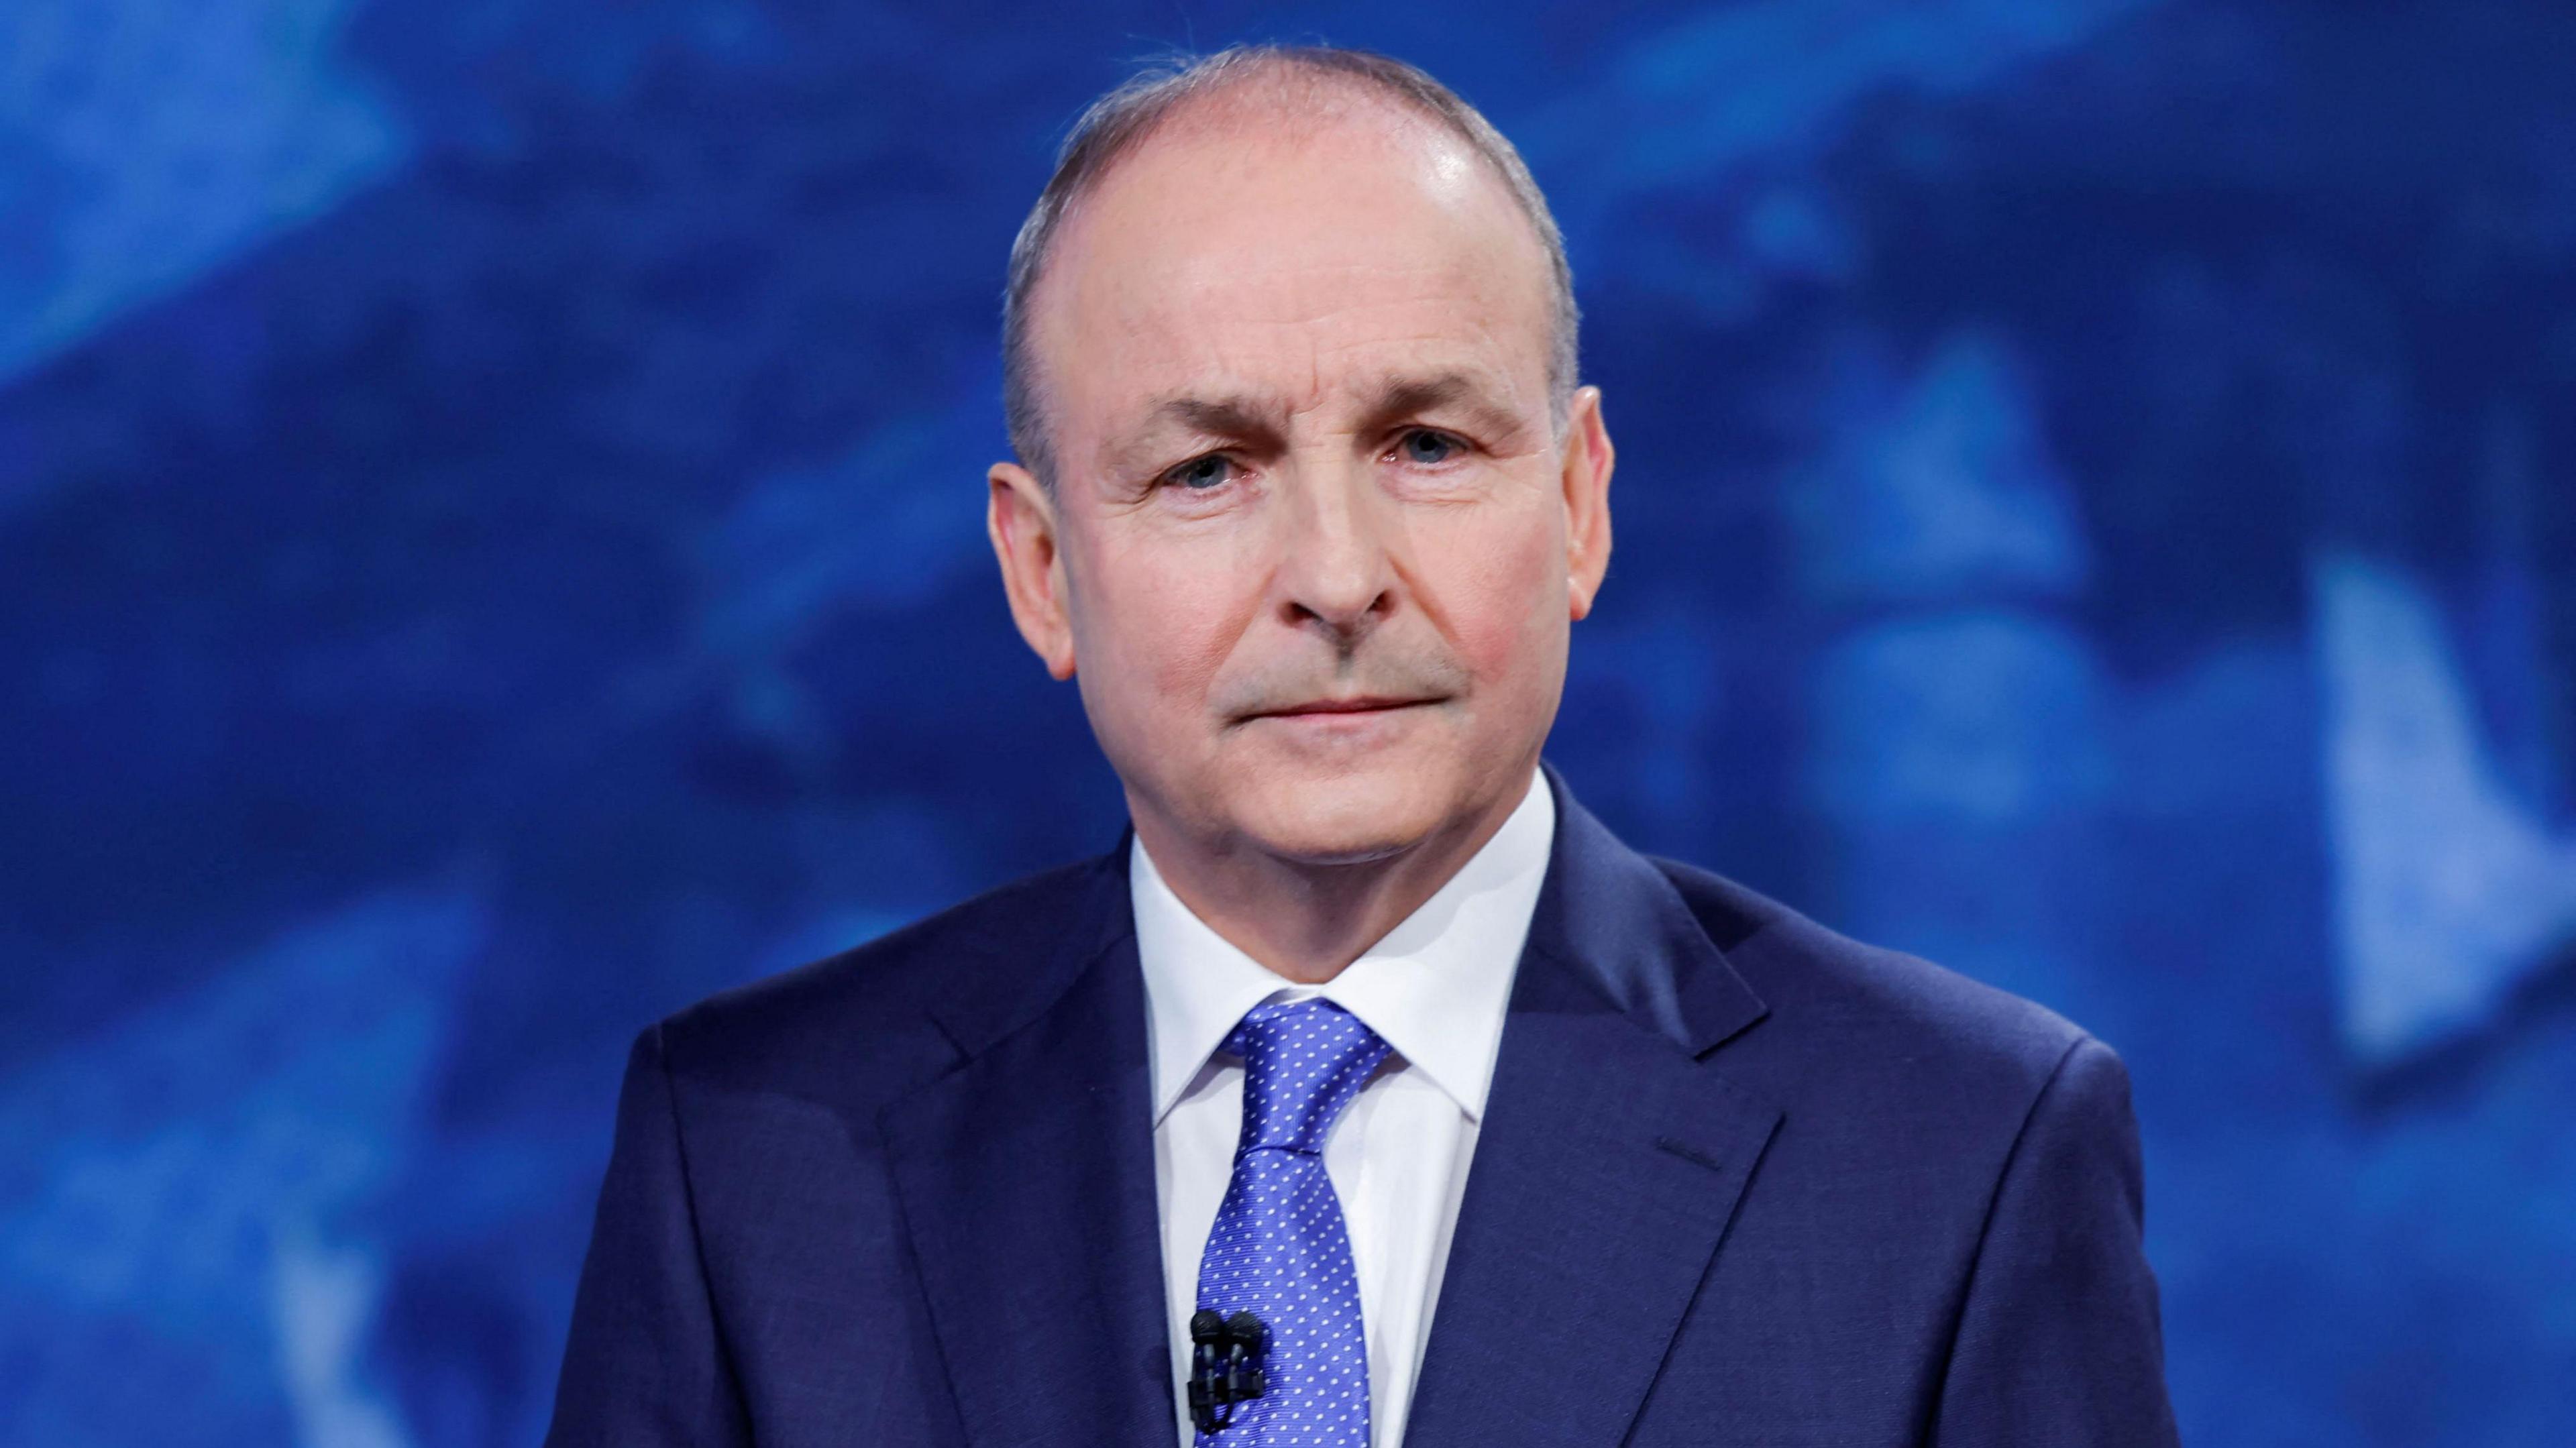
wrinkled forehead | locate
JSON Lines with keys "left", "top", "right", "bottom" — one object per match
{"left": 1026, "top": 99, "right": 1558, "bottom": 456}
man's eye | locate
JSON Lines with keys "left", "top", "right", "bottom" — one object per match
{"left": 1163, "top": 454, "right": 1238, "bottom": 490}
{"left": 1394, "top": 429, "right": 1462, "bottom": 465}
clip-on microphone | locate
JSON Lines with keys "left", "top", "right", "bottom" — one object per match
{"left": 1187, "top": 1308, "right": 1267, "bottom": 1434}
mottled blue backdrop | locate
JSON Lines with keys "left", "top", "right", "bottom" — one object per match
{"left": 5, "top": 2, "right": 2573, "bottom": 1443}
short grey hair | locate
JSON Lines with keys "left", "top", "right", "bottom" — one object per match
{"left": 1000, "top": 44, "right": 1580, "bottom": 487}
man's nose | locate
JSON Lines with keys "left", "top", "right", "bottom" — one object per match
{"left": 1273, "top": 459, "right": 1397, "bottom": 645}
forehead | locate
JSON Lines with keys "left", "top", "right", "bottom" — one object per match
{"left": 1029, "top": 96, "right": 1556, "bottom": 439}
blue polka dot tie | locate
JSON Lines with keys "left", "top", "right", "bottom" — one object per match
{"left": 1194, "top": 997, "right": 1391, "bottom": 1446}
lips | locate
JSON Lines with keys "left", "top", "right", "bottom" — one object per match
{"left": 1277, "top": 696, "right": 1419, "bottom": 713}
{"left": 1252, "top": 695, "right": 1439, "bottom": 720}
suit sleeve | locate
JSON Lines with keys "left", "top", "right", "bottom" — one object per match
{"left": 1933, "top": 1036, "right": 2182, "bottom": 1447}
{"left": 545, "top": 1023, "right": 754, "bottom": 1447}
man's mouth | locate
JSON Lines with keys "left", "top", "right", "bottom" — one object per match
{"left": 1251, "top": 695, "right": 1441, "bottom": 720}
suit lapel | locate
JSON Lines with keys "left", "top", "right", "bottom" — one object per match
{"left": 879, "top": 852, "right": 1173, "bottom": 1448}
{"left": 1403, "top": 771, "right": 1782, "bottom": 1448}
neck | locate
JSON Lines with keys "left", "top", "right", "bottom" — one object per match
{"left": 1130, "top": 769, "right": 1536, "bottom": 985}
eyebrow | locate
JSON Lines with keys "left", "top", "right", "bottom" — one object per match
{"left": 1349, "top": 371, "right": 1525, "bottom": 443}
{"left": 1109, "top": 370, "right": 1530, "bottom": 473}
{"left": 1154, "top": 394, "right": 1287, "bottom": 443}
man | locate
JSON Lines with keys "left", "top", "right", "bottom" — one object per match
{"left": 547, "top": 45, "right": 2180, "bottom": 1448}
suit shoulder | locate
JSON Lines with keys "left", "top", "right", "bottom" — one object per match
{"left": 650, "top": 852, "right": 1117, "bottom": 1098}
{"left": 1650, "top": 855, "right": 2096, "bottom": 1096}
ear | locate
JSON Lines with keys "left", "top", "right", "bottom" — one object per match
{"left": 987, "top": 460, "right": 1078, "bottom": 680}
{"left": 1560, "top": 385, "right": 1615, "bottom": 620}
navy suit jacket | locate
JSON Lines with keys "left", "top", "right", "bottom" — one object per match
{"left": 548, "top": 768, "right": 2180, "bottom": 1446}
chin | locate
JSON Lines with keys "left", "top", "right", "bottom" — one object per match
{"left": 1228, "top": 765, "right": 1455, "bottom": 867}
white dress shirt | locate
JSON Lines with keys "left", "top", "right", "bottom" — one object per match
{"left": 1131, "top": 767, "right": 1554, "bottom": 1448}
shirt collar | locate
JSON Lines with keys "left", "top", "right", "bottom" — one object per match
{"left": 1130, "top": 767, "right": 1554, "bottom": 1125}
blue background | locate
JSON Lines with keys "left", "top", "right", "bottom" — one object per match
{"left": 5, "top": 1, "right": 2574, "bottom": 1443}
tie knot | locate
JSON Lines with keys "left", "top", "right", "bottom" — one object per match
{"left": 1224, "top": 997, "right": 1391, "bottom": 1156}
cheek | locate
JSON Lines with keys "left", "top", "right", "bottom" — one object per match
{"left": 1075, "top": 528, "right": 1258, "bottom": 722}
{"left": 1426, "top": 496, "right": 1570, "bottom": 685}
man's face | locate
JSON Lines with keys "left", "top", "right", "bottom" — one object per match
{"left": 991, "top": 96, "right": 1613, "bottom": 866}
